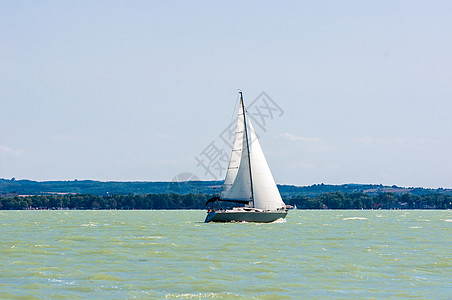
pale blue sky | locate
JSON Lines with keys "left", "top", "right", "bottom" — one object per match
{"left": 1, "top": 1, "right": 451, "bottom": 188}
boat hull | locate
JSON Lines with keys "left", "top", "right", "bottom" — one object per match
{"left": 205, "top": 210, "right": 288, "bottom": 223}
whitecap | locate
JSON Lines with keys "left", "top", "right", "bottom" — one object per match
{"left": 49, "top": 278, "right": 75, "bottom": 286}
{"left": 343, "top": 217, "right": 367, "bottom": 220}
{"left": 165, "top": 293, "right": 220, "bottom": 299}
{"left": 272, "top": 218, "right": 286, "bottom": 223}
{"left": 134, "top": 236, "right": 163, "bottom": 240}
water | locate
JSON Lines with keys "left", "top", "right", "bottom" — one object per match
{"left": 1, "top": 210, "right": 451, "bottom": 299}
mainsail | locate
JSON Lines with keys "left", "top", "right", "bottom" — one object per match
{"left": 220, "top": 97, "right": 252, "bottom": 202}
{"left": 220, "top": 93, "right": 284, "bottom": 211}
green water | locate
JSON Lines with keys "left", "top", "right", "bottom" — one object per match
{"left": 0, "top": 210, "right": 451, "bottom": 299}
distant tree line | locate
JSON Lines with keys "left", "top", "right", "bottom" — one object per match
{"left": 286, "top": 192, "right": 452, "bottom": 209}
{"left": 1, "top": 192, "right": 451, "bottom": 210}
{"left": 0, "top": 194, "right": 212, "bottom": 210}
{"left": 3, "top": 178, "right": 452, "bottom": 198}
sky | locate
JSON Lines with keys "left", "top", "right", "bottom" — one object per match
{"left": 1, "top": 1, "right": 451, "bottom": 188}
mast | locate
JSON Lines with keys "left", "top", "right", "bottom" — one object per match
{"left": 240, "top": 91, "right": 254, "bottom": 206}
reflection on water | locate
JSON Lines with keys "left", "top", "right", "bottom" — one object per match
{"left": 0, "top": 210, "right": 451, "bottom": 299}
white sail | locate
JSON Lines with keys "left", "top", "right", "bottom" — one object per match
{"left": 248, "top": 119, "right": 285, "bottom": 210}
{"left": 220, "top": 98, "right": 252, "bottom": 201}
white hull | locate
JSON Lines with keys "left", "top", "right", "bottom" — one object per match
{"left": 205, "top": 209, "right": 288, "bottom": 223}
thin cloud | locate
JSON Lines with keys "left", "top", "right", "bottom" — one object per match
{"left": 353, "top": 137, "right": 443, "bottom": 147}
{"left": 280, "top": 133, "right": 334, "bottom": 152}
{"left": 0, "top": 145, "right": 27, "bottom": 156}
{"left": 280, "top": 133, "right": 322, "bottom": 143}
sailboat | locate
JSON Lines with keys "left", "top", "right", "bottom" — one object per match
{"left": 204, "top": 92, "right": 288, "bottom": 223}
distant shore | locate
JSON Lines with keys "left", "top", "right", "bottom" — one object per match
{"left": 1, "top": 178, "right": 451, "bottom": 198}
{"left": 1, "top": 192, "right": 450, "bottom": 210}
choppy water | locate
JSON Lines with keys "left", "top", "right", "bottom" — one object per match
{"left": 0, "top": 210, "right": 451, "bottom": 299}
